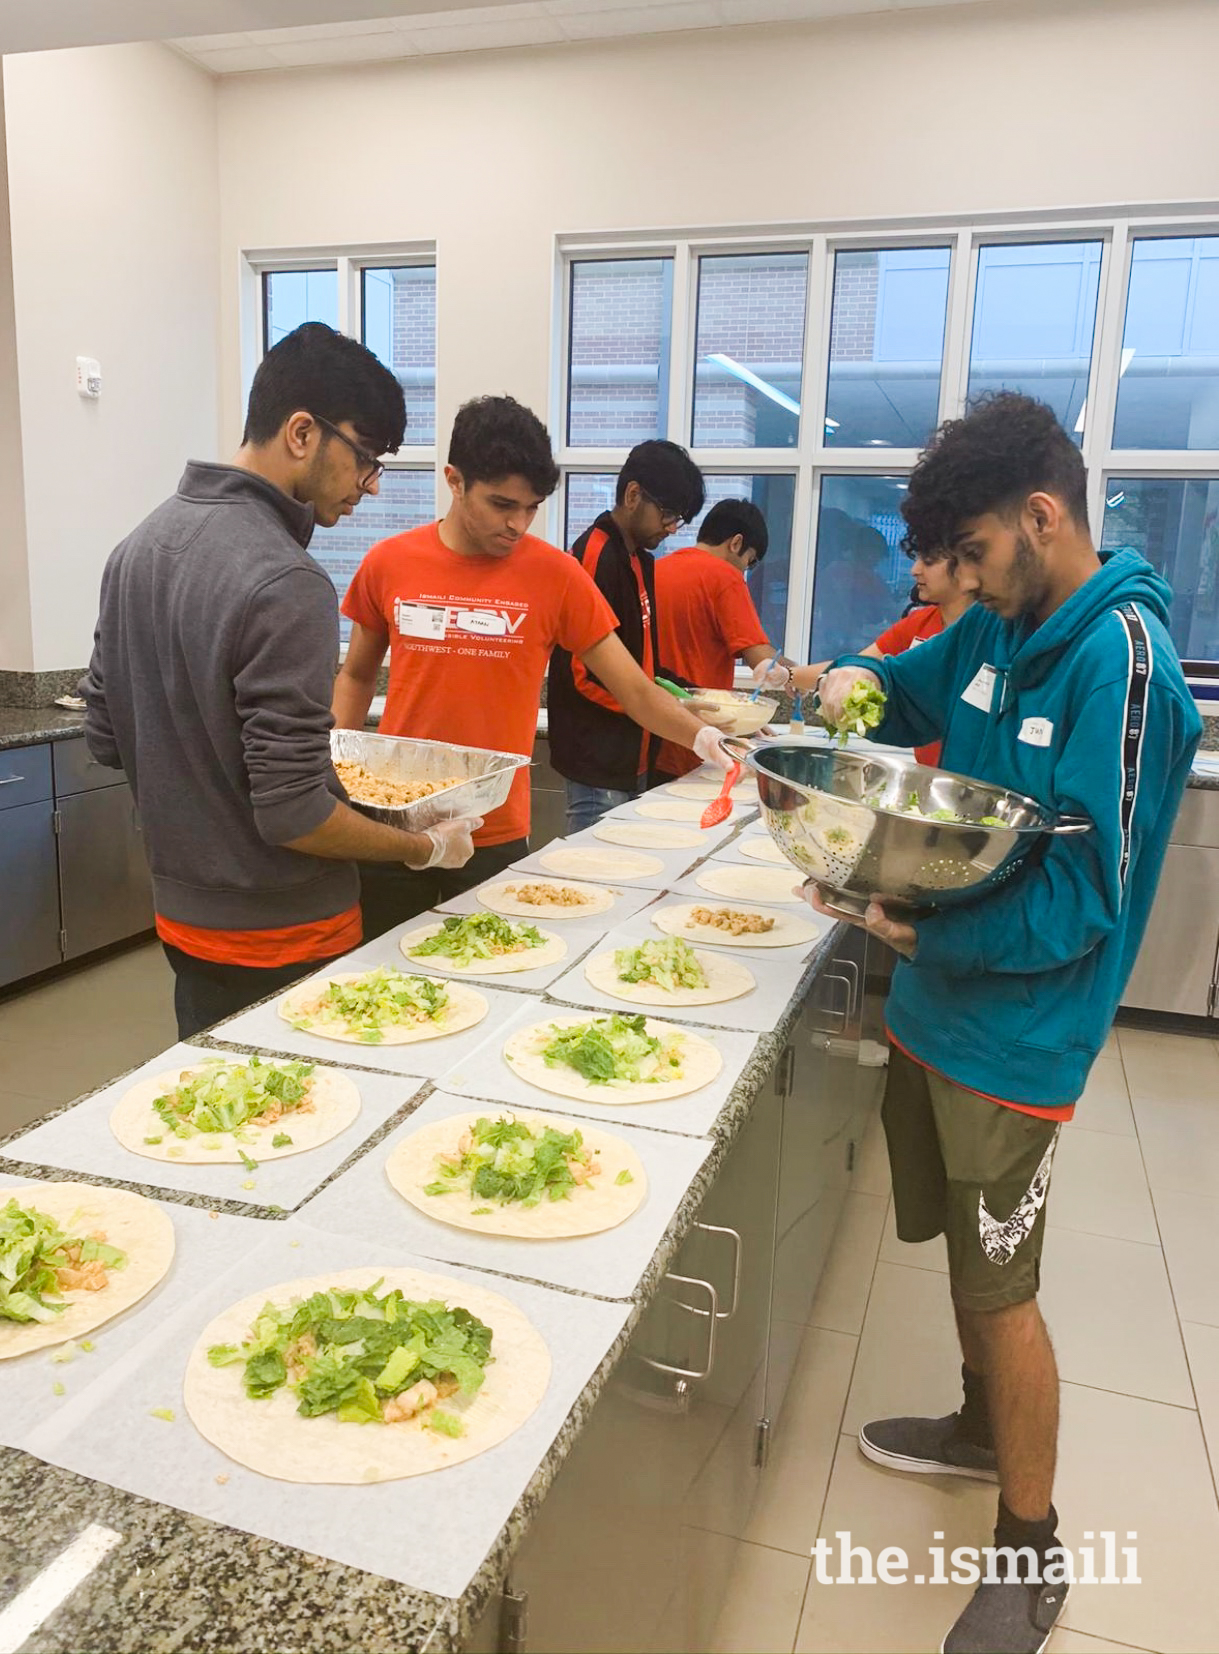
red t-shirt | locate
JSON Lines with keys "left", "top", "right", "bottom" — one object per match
{"left": 156, "top": 907, "right": 362, "bottom": 969}
{"left": 343, "top": 524, "right": 617, "bottom": 846}
{"left": 873, "top": 605, "right": 944, "bottom": 766}
{"left": 654, "top": 546, "right": 769, "bottom": 776}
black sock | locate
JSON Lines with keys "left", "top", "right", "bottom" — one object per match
{"left": 994, "top": 1497, "right": 1061, "bottom": 1582}
{"left": 956, "top": 1361, "right": 993, "bottom": 1449}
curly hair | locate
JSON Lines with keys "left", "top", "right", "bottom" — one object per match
{"left": 447, "top": 395, "right": 559, "bottom": 498}
{"left": 900, "top": 392, "right": 1088, "bottom": 561}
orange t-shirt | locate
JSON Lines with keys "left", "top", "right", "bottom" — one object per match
{"left": 156, "top": 906, "right": 363, "bottom": 969}
{"left": 654, "top": 546, "right": 769, "bottom": 777}
{"left": 873, "top": 605, "right": 945, "bottom": 767}
{"left": 343, "top": 524, "right": 617, "bottom": 846}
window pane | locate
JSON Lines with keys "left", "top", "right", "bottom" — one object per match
{"left": 825, "top": 248, "right": 950, "bottom": 448}
{"left": 312, "top": 469, "right": 436, "bottom": 642}
{"left": 262, "top": 269, "right": 337, "bottom": 350}
{"left": 1113, "top": 237, "right": 1219, "bottom": 449}
{"left": 362, "top": 265, "right": 436, "bottom": 448}
{"left": 1102, "top": 477, "right": 1219, "bottom": 662}
{"left": 564, "top": 473, "right": 618, "bottom": 546}
{"left": 809, "top": 475, "right": 912, "bottom": 663}
{"left": 567, "top": 260, "right": 672, "bottom": 447}
{"left": 692, "top": 253, "right": 808, "bottom": 449}
{"left": 660, "top": 474, "right": 795, "bottom": 653}
{"left": 967, "top": 242, "right": 1102, "bottom": 440}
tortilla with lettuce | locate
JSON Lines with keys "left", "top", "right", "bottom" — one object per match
{"left": 503, "top": 1013, "right": 722, "bottom": 1105}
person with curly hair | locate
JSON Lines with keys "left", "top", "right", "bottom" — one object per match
{"left": 813, "top": 392, "right": 1201, "bottom": 1654}
{"left": 333, "top": 399, "right": 729, "bottom": 936}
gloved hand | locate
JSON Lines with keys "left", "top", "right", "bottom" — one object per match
{"left": 692, "top": 723, "right": 731, "bottom": 769}
{"left": 418, "top": 815, "right": 483, "bottom": 870}
{"left": 750, "top": 659, "right": 791, "bottom": 691}
{"left": 815, "top": 666, "right": 882, "bottom": 728}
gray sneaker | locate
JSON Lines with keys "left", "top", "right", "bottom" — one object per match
{"left": 858, "top": 1412, "right": 998, "bottom": 1481}
{"left": 941, "top": 1580, "right": 1069, "bottom": 1654}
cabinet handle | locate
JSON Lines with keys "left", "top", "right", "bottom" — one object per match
{"left": 693, "top": 1222, "right": 742, "bottom": 1321}
{"left": 811, "top": 971, "right": 852, "bottom": 1034}
{"left": 0, "top": 775, "right": 24, "bottom": 786}
{"left": 639, "top": 1273, "right": 719, "bottom": 1381}
{"left": 834, "top": 955, "right": 860, "bottom": 1017}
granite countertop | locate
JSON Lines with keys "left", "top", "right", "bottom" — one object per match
{"left": 0, "top": 807, "right": 835, "bottom": 1651}
{"left": 0, "top": 706, "right": 85, "bottom": 750}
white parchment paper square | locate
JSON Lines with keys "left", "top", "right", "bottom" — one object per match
{"left": 298, "top": 1090, "right": 712, "bottom": 1300}
{"left": 501, "top": 840, "right": 683, "bottom": 891}
{"left": 438, "top": 999, "right": 760, "bottom": 1138}
{"left": 544, "top": 915, "right": 815, "bottom": 1033}
{"left": 25, "top": 1223, "right": 630, "bottom": 1602}
{"left": 1, "top": 1045, "right": 427, "bottom": 1212}
{"left": 209, "top": 976, "right": 529, "bottom": 1080}
{"left": 0, "top": 1183, "right": 268, "bottom": 1450}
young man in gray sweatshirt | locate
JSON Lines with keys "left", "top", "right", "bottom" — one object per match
{"left": 81, "top": 323, "right": 478, "bottom": 1038}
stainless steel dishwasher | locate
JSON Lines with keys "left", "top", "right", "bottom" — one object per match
{"left": 1122, "top": 786, "right": 1219, "bottom": 1019}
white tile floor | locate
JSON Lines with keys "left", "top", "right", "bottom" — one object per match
{"left": 710, "top": 1025, "right": 1219, "bottom": 1654}
{"left": 1, "top": 954, "right": 1215, "bottom": 1652}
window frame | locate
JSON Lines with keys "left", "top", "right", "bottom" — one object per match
{"left": 555, "top": 207, "right": 1219, "bottom": 674}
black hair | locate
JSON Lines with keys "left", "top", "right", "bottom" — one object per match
{"left": 616, "top": 440, "right": 705, "bottom": 523}
{"left": 447, "top": 395, "right": 559, "bottom": 498}
{"left": 700, "top": 498, "right": 769, "bottom": 561}
{"left": 900, "top": 392, "right": 1089, "bottom": 561}
{"left": 243, "top": 322, "right": 405, "bottom": 454}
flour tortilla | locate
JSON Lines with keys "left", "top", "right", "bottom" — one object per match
{"left": 503, "top": 1016, "right": 722, "bottom": 1105}
{"left": 387, "top": 1110, "right": 647, "bottom": 1238}
{"left": 738, "top": 836, "right": 789, "bottom": 866}
{"left": 111, "top": 1060, "right": 361, "bottom": 1163}
{"left": 595, "top": 820, "right": 702, "bottom": 850}
{"left": 0, "top": 1183, "right": 175, "bottom": 1359}
{"left": 539, "top": 847, "right": 663, "bottom": 882}
{"left": 634, "top": 798, "right": 718, "bottom": 824}
{"left": 652, "top": 901, "right": 820, "bottom": 950}
{"left": 584, "top": 946, "right": 755, "bottom": 1007}
{"left": 278, "top": 972, "right": 488, "bottom": 1045}
{"left": 695, "top": 863, "right": 805, "bottom": 907}
{"left": 399, "top": 921, "right": 567, "bottom": 977}
{"left": 478, "top": 879, "right": 615, "bottom": 920}
{"left": 663, "top": 780, "right": 756, "bottom": 802}
{"left": 183, "top": 1264, "right": 550, "bottom": 1485}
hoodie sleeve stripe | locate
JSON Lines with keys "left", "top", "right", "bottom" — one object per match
{"left": 1114, "top": 602, "right": 1154, "bottom": 894}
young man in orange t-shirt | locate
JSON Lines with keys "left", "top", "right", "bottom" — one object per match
{"left": 333, "top": 396, "right": 730, "bottom": 938}
{"left": 654, "top": 498, "right": 777, "bottom": 778}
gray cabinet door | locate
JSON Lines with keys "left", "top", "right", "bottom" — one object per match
{"left": 57, "top": 785, "right": 155, "bottom": 960}
{"left": 0, "top": 800, "right": 62, "bottom": 987}
{"left": 1122, "top": 843, "right": 1219, "bottom": 1017}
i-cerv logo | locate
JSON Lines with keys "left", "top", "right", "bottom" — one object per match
{"left": 451, "top": 607, "right": 526, "bottom": 637}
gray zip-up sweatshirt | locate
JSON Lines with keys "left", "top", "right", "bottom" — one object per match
{"left": 80, "top": 462, "right": 357, "bottom": 934}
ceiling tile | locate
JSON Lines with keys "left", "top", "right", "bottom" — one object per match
{"left": 400, "top": 14, "right": 565, "bottom": 50}
{"left": 268, "top": 31, "right": 419, "bottom": 62}
{"left": 723, "top": 0, "right": 887, "bottom": 18}
{"left": 190, "top": 43, "right": 285, "bottom": 70}
{"left": 558, "top": 2, "right": 723, "bottom": 40}
{"left": 246, "top": 18, "right": 404, "bottom": 43}
{"left": 406, "top": 2, "right": 551, "bottom": 23}
{"left": 171, "top": 32, "right": 251, "bottom": 51}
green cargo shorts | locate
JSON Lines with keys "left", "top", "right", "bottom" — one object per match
{"left": 882, "top": 1045, "right": 1062, "bottom": 1312}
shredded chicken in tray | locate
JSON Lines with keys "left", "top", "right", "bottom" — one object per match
{"left": 334, "top": 759, "right": 460, "bottom": 809}
{"left": 689, "top": 905, "right": 776, "bottom": 936}
{"left": 504, "top": 882, "right": 593, "bottom": 907}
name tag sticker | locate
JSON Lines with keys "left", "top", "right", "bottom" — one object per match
{"left": 961, "top": 664, "right": 997, "bottom": 713}
{"left": 1019, "top": 717, "right": 1054, "bottom": 748}
{"left": 396, "top": 600, "right": 447, "bottom": 641}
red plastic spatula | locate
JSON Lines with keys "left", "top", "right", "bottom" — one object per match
{"left": 700, "top": 760, "right": 742, "bottom": 829}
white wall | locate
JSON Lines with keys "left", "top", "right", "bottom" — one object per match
{"left": 215, "top": 0, "right": 1219, "bottom": 455}
{"left": 2, "top": 41, "right": 221, "bottom": 672}
{"left": 0, "top": 73, "right": 33, "bottom": 672}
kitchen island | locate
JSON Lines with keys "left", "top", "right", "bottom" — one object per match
{"left": 0, "top": 778, "right": 887, "bottom": 1653}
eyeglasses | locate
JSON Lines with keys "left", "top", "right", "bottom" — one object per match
{"left": 313, "top": 415, "right": 385, "bottom": 488}
{"left": 638, "top": 487, "right": 685, "bottom": 529}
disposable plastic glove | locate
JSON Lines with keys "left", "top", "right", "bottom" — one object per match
{"left": 692, "top": 724, "right": 733, "bottom": 770}
{"left": 815, "top": 666, "right": 883, "bottom": 730}
{"left": 418, "top": 815, "right": 483, "bottom": 870}
{"left": 750, "top": 659, "right": 791, "bottom": 691}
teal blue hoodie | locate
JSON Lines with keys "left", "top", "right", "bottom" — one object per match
{"left": 836, "top": 549, "right": 1202, "bottom": 1111}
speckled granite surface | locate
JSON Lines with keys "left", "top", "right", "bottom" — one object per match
{"left": 0, "top": 809, "right": 834, "bottom": 1651}
{"left": 0, "top": 706, "right": 85, "bottom": 749}
{"left": 0, "top": 668, "right": 87, "bottom": 710}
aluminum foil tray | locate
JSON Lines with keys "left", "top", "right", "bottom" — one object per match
{"left": 330, "top": 729, "right": 531, "bottom": 830}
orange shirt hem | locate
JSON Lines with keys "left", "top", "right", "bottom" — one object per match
{"left": 887, "top": 1028, "right": 1075, "bottom": 1122}
{"left": 156, "top": 905, "right": 363, "bottom": 969}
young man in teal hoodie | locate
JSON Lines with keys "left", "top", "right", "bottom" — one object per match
{"left": 815, "top": 393, "right": 1201, "bottom": 1654}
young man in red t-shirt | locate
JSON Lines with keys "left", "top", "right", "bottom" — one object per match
{"left": 768, "top": 547, "right": 972, "bottom": 764}
{"left": 653, "top": 498, "right": 777, "bottom": 779}
{"left": 333, "top": 397, "right": 729, "bottom": 938}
